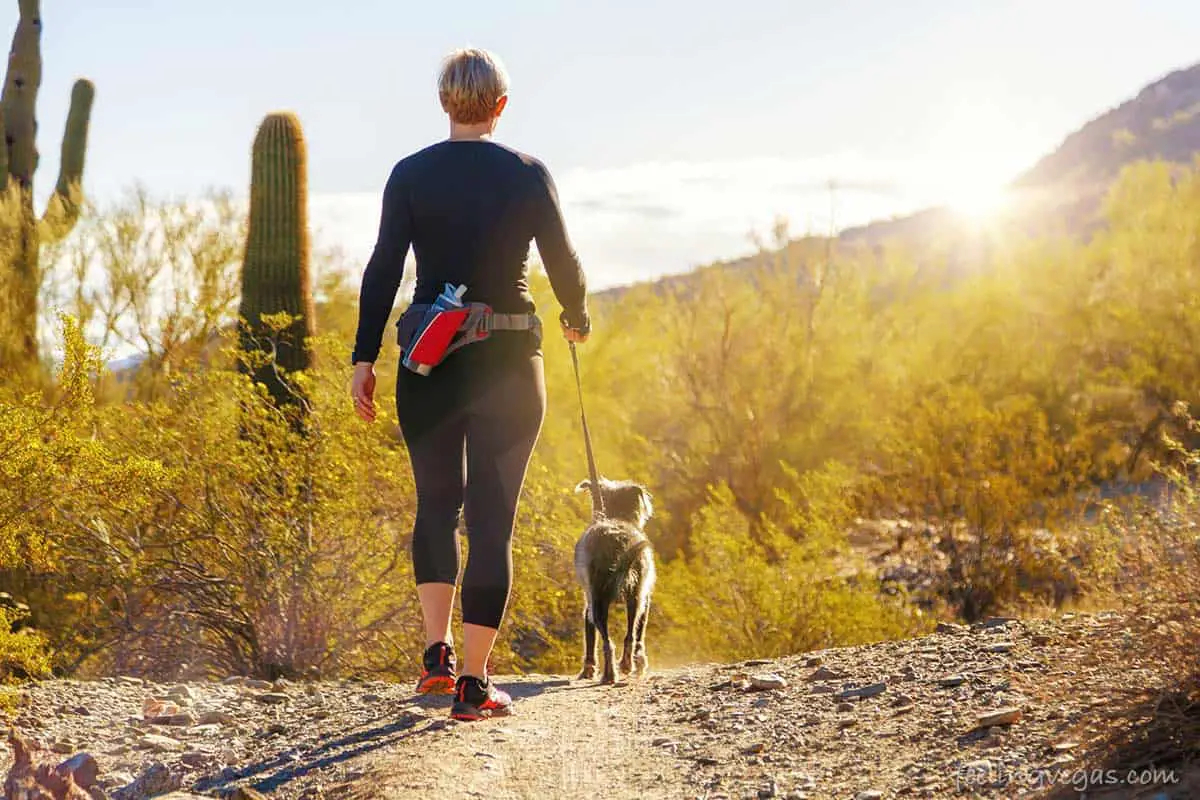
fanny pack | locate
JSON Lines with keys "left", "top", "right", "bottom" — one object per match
{"left": 398, "top": 284, "right": 541, "bottom": 376}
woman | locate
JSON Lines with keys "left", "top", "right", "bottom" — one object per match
{"left": 350, "top": 47, "right": 591, "bottom": 721}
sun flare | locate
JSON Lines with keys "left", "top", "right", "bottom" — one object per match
{"left": 944, "top": 183, "right": 1012, "bottom": 222}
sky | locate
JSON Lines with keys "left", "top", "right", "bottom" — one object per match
{"left": 14, "top": 0, "right": 1200, "bottom": 290}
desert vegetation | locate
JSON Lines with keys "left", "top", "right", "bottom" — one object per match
{"left": 4, "top": 152, "right": 1200, "bottom": 686}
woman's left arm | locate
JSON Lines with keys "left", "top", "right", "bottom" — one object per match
{"left": 352, "top": 163, "right": 412, "bottom": 365}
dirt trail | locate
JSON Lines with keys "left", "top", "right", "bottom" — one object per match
{"left": 3, "top": 607, "right": 1197, "bottom": 800}
{"left": 356, "top": 675, "right": 681, "bottom": 799}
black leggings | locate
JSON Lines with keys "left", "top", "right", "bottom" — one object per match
{"left": 396, "top": 348, "right": 546, "bottom": 630}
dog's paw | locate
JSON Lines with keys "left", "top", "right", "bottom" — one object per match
{"left": 634, "top": 653, "right": 649, "bottom": 677}
{"left": 619, "top": 656, "right": 633, "bottom": 674}
{"left": 601, "top": 668, "right": 618, "bottom": 685}
{"left": 576, "top": 663, "right": 597, "bottom": 681}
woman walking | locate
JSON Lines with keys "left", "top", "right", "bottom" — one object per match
{"left": 350, "top": 48, "right": 591, "bottom": 721}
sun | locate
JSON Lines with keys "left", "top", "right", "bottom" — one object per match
{"left": 944, "top": 183, "right": 1013, "bottom": 222}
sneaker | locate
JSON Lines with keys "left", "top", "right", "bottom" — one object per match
{"left": 415, "top": 641, "right": 457, "bottom": 695}
{"left": 450, "top": 675, "right": 513, "bottom": 721}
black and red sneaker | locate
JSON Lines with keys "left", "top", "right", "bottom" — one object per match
{"left": 450, "top": 675, "right": 513, "bottom": 721}
{"left": 415, "top": 641, "right": 457, "bottom": 695}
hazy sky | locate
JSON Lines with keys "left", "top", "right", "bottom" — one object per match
{"left": 16, "top": 1, "right": 1200, "bottom": 288}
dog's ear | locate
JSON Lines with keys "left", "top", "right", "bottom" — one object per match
{"left": 575, "top": 479, "right": 592, "bottom": 494}
{"left": 637, "top": 485, "right": 654, "bottom": 521}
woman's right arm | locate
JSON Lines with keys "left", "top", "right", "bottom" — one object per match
{"left": 352, "top": 163, "right": 412, "bottom": 365}
{"left": 530, "top": 160, "right": 590, "bottom": 335}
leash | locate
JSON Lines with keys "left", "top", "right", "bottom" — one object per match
{"left": 569, "top": 340, "right": 605, "bottom": 520}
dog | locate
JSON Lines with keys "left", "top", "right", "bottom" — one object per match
{"left": 573, "top": 477, "right": 657, "bottom": 684}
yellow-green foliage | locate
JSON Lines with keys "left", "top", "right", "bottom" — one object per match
{"left": 7, "top": 159, "right": 1200, "bottom": 679}
{"left": 0, "top": 609, "right": 51, "bottom": 681}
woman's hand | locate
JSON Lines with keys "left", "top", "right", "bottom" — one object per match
{"left": 560, "top": 309, "right": 590, "bottom": 344}
{"left": 351, "top": 362, "right": 378, "bottom": 422}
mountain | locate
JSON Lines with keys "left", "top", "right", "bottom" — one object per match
{"left": 595, "top": 59, "right": 1200, "bottom": 303}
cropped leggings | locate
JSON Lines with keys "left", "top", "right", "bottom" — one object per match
{"left": 396, "top": 351, "right": 546, "bottom": 630}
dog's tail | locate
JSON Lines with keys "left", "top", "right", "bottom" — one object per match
{"left": 591, "top": 539, "right": 653, "bottom": 610}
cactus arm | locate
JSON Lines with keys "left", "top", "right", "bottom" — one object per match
{"left": 2, "top": 0, "right": 42, "bottom": 188}
{"left": 39, "top": 79, "right": 93, "bottom": 242}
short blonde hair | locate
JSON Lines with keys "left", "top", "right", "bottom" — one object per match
{"left": 438, "top": 48, "right": 510, "bottom": 125}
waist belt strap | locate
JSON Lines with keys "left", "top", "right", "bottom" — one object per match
{"left": 489, "top": 312, "right": 538, "bottom": 331}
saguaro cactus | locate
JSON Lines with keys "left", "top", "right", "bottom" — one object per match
{"left": 0, "top": 0, "right": 95, "bottom": 370}
{"left": 237, "top": 111, "right": 316, "bottom": 412}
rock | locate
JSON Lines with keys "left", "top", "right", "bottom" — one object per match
{"left": 149, "top": 712, "right": 196, "bottom": 727}
{"left": 244, "top": 679, "right": 273, "bottom": 691}
{"left": 51, "top": 740, "right": 75, "bottom": 754}
{"left": 979, "top": 616, "right": 1016, "bottom": 629}
{"left": 836, "top": 702, "right": 856, "bottom": 713}
{"left": 1053, "top": 741, "right": 1079, "bottom": 752}
{"left": 138, "top": 734, "right": 184, "bottom": 753}
{"left": 254, "top": 692, "right": 290, "bottom": 705}
{"left": 196, "top": 710, "right": 235, "bottom": 726}
{"left": 838, "top": 683, "right": 886, "bottom": 700}
{"left": 809, "top": 685, "right": 835, "bottom": 694}
{"left": 938, "top": 674, "right": 967, "bottom": 687}
{"left": 935, "top": 621, "right": 967, "bottom": 634}
{"left": 57, "top": 753, "right": 100, "bottom": 789}
{"left": 804, "top": 656, "right": 823, "bottom": 667}
{"left": 987, "top": 642, "right": 1015, "bottom": 653}
{"left": 854, "top": 792, "right": 883, "bottom": 800}
{"left": 116, "top": 676, "right": 144, "bottom": 686}
{"left": 749, "top": 674, "right": 788, "bottom": 691}
{"left": 805, "top": 666, "right": 844, "bottom": 682}
{"left": 976, "top": 707, "right": 1023, "bottom": 727}
{"left": 742, "top": 742, "right": 766, "bottom": 755}
{"left": 167, "top": 686, "right": 199, "bottom": 705}
{"left": 111, "top": 763, "right": 180, "bottom": 800}
{"left": 221, "top": 790, "right": 269, "bottom": 800}
{"left": 180, "top": 751, "right": 211, "bottom": 768}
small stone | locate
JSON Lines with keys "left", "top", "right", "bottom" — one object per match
{"left": 805, "top": 666, "right": 844, "bottom": 681}
{"left": 804, "top": 656, "right": 823, "bottom": 667}
{"left": 838, "top": 683, "right": 886, "bottom": 700}
{"left": 1053, "top": 741, "right": 1079, "bottom": 752}
{"left": 181, "top": 751, "right": 211, "bottom": 768}
{"left": 652, "top": 737, "right": 677, "bottom": 747}
{"left": 743, "top": 742, "right": 766, "bottom": 755}
{"left": 117, "top": 676, "right": 144, "bottom": 686}
{"left": 254, "top": 692, "right": 290, "bottom": 705}
{"left": 1032, "top": 634, "right": 1053, "bottom": 646}
{"left": 51, "top": 741, "right": 74, "bottom": 754}
{"left": 976, "top": 707, "right": 1023, "bottom": 727}
{"left": 939, "top": 674, "right": 967, "bottom": 687}
{"left": 936, "top": 621, "right": 966, "bottom": 634}
{"left": 979, "top": 616, "right": 1016, "bottom": 629}
{"left": 854, "top": 792, "right": 883, "bottom": 800}
{"left": 809, "top": 685, "right": 835, "bottom": 694}
{"left": 750, "top": 674, "right": 788, "bottom": 691}
{"left": 987, "top": 642, "right": 1014, "bottom": 653}
{"left": 196, "top": 710, "right": 235, "bottom": 726}
{"left": 222, "top": 789, "right": 269, "bottom": 800}
{"left": 139, "top": 734, "right": 185, "bottom": 753}
{"left": 836, "top": 702, "right": 856, "bottom": 713}
{"left": 149, "top": 712, "right": 196, "bottom": 727}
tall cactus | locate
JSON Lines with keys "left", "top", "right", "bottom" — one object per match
{"left": 0, "top": 0, "right": 94, "bottom": 371}
{"left": 237, "top": 112, "right": 316, "bottom": 413}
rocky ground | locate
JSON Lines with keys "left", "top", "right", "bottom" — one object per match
{"left": 3, "top": 607, "right": 1196, "bottom": 799}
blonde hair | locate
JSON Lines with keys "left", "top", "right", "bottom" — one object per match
{"left": 438, "top": 48, "right": 510, "bottom": 125}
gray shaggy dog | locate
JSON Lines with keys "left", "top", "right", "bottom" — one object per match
{"left": 573, "top": 477, "right": 657, "bottom": 684}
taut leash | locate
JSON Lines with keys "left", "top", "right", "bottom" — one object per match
{"left": 569, "top": 341, "right": 605, "bottom": 520}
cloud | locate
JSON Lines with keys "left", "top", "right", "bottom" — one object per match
{"left": 306, "top": 153, "right": 973, "bottom": 292}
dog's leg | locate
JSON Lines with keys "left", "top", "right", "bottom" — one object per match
{"left": 633, "top": 598, "right": 651, "bottom": 676}
{"left": 577, "top": 603, "right": 597, "bottom": 680}
{"left": 620, "top": 592, "right": 637, "bottom": 675}
{"left": 592, "top": 592, "right": 617, "bottom": 684}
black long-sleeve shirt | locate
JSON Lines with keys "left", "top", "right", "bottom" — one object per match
{"left": 351, "top": 140, "right": 590, "bottom": 364}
